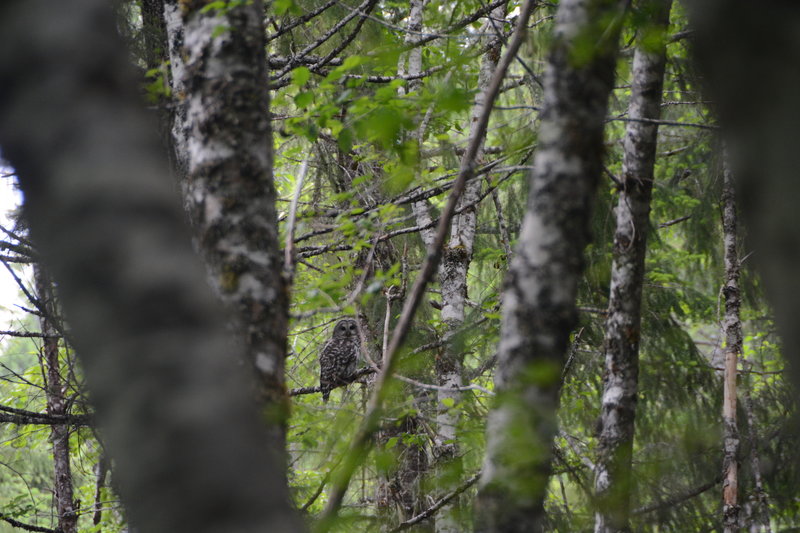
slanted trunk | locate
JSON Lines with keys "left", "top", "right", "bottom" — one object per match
{"left": 34, "top": 265, "right": 78, "bottom": 533}
{"left": 593, "top": 2, "right": 671, "bottom": 531}
{"left": 179, "top": 0, "right": 291, "bottom": 448}
{"left": 720, "top": 154, "right": 742, "bottom": 532}
{"left": 476, "top": 0, "right": 628, "bottom": 530}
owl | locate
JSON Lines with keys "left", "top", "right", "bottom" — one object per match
{"left": 319, "top": 318, "right": 360, "bottom": 403}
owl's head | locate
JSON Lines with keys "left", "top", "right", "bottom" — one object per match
{"left": 333, "top": 318, "right": 359, "bottom": 340}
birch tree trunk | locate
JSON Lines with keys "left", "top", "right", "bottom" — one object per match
{"left": 401, "top": 1, "right": 508, "bottom": 529}
{"left": 34, "top": 265, "right": 78, "bottom": 533}
{"left": 593, "top": 2, "right": 671, "bottom": 531}
{"left": 162, "top": 0, "right": 190, "bottom": 180}
{"left": 179, "top": 0, "right": 291, "bottom": 449}
{"left": 476, "top": 0, "right": 628, "bottom": 530}
{"left": 720, "top": 154, "right": 742, "bottom": 532}
{"left": 0, "top": 1, "right": 302, "bottom": 531}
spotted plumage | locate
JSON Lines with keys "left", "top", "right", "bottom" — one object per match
{"left": 319, "top": 318, "right": 360, "bottom": 402}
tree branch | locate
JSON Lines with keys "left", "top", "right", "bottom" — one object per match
{"left": 389, "top": 472, "right": 481, "bottom": 532}
{"left": 0, "top": 513, "right": 61, "bottom": 533}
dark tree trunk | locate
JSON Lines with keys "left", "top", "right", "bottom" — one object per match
{"left": 0, "top": 1, "right": 302, "bottom": 531}
{"left": 476, "top": 0, "right": 628, "bottom": 531}
{"left": 593, "top": 2, "right": 671, "bottom": 531}
{"left": 34, "top": 265, "right": 78, "bottom": 533}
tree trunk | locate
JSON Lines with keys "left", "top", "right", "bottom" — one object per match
{"left": 434, "top": 6, "right": 507, "bottom": 532}
{"left": 179, "top": 0, "right": 291, "bottom": 449}
{"left": 0, "top": 1, "right": 302, "bottom": 531}
{"left": 162, "top": 0, "right": 190, "bottom": 183}
{"left": 401, "top": 1, "right": 509, "bottom": 529}
{"left": 476, "top": 0, "right": 628, "bottom": 530}
{"left": 741, "top": 381, "right": 771, "bottom": 532}
{"left": 34, "top": 265, "right": 78, "bottom": 533}
{"left": 593, "top": 2, "right": 671, "bottom": 531}
{"left": 720, "top": 153, "right": 742, "bottom": 532}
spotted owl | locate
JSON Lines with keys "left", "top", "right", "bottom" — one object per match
{"left": 319, "top": 318, "right": 360, "bottom": 403}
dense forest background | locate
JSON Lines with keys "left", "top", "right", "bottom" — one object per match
{"left": 0, "top": 0, "right": 797, "bottom": 532}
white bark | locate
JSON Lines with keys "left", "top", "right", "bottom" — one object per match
{"left": 163, "top": 0, "right": 189, "bottom": 178}
{"left": 400, "top": 1, "right": 509, "bottom": 530}
{"left": 178, "top": 0, "right": 291, "bottom": 444}
{"left": 434, "top": 7, "right": 508, "bottom": 533}
{"left": 593, "top": 2, "right": 671, "bottom": 531}
{"left": 477, "top": 0, "right": 627, "bottom": 531}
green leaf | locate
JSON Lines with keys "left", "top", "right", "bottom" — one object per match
{"left": 274, "top": 0, "right": 294, "bottom": 15}
{"left": 291, "top": 67, "right": 311, "bottom": 87}
{"left": 211, "top": 25, "right": 231, "bottom": 38}
{"left": 337, "top": 128, "right": 354, "bottom": 153}
{"left": 294, "top": 92, "right": 313, "bottom": 108}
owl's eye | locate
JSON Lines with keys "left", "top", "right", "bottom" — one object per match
{"left": 349, "top": 325, "right": 356, "bottom": 330}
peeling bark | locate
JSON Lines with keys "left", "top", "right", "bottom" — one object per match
{"left": 593, "top": 2, "right": 671, "bottom": 532}
{"left": 34, "top": 265, "right": 78, "bottom": 533}
{"left": 720, "top": 154, "right": 742, "bottom": 533}
{"left": 179, "top": 0, "right": 291, "bottom": 447}
{"left": 476, "top": 1, "right": 628, "bottom": 531}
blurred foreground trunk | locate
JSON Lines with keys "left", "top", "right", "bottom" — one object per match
{"left": 0, "top": 1, "right": 302, "bottom": 531}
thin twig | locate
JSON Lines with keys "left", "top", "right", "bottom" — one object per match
{"left": 0, "top": 513, "right": 60, "bottom": 533}
{"left": 658, "top": 214, "right": 691, "bottom": 228}
{"left": 633, "top": 476, "right": 721, "bottom": 515}
{"left": 284, "top": 157, "right": 310, "bottom": 277}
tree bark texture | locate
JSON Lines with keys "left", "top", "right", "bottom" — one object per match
{"left": 179, "top": 0, "right": 291, "bottom": 444}
{"left": 720, "top": 154, "right": 742, "bottom": 532}
{"left": 0, "top": 1, "right": 302, "bottom": 532}
{"left": 434, "top": 6, "right": 508, "bottom": 533}
{"left": 402, "top": 1, "right": 509, "bottom": 529}
{"left": 593, "top": 2, "right": 671, "bottom": 531}
{"left": 34, "top": 265, "right": 78, "bottom": 533}
{"left": 476, "top": 0, "right": 628, "bottom": 531}
{"left": 163, "top": 0, "right": 190, "bottom": 179}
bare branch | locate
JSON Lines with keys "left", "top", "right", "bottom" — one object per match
{"left": 389, "top": 472, "right": 481, "bottom": 532}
